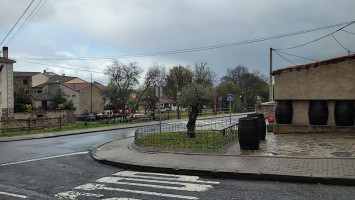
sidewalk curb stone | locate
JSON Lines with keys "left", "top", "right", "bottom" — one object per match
{"left": 91, "top": 139, "right": 355, "bottom": 186}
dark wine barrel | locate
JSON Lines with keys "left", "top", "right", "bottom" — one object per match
{"left": 247, "top": 113, "right": 266, "bottom": 140}
{"left": 308, "top": 100, "right": 328, "bottom": 125}
{"left": 238, "top": 117, "right": 260, "bottom": 150}
{"left": 334, "top": 100, "right": 355, "bottom": 126}
{"left": 275, "top": 100, "right": 293, "bottom": 124}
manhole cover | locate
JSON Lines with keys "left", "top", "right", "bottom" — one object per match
{"left": 331, "top": 151, "right": 353, "bottom": 157}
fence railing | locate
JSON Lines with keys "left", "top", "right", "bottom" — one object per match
{"left": 134, "top": 119, "right": 239, "bottom": 150}
{"left": 0, "top": 107, "right": 250, "bottom": 134}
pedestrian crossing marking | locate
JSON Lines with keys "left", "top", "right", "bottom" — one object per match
{"left": 75, "top": 183, "right": 198, "bottom": 200}
{"left": 55, "top": 171, "right": 219, "bottom": 200}
{"left": 113, "top": 171, "right": 219, "bottom": 184}
{"left": 55, "top": 191, "right": 103, "bottom": 199}
{"left": 97, "top": 176, "right": 213, "bottom": 192}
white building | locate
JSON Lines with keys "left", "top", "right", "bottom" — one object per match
{"left": 0, "top": 47, "right": 16, "bottom": 120}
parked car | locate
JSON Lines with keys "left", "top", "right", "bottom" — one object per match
{"left": 103, "top": 110, "right": 114, "bottom": 118}
{"left": 154, "top": 106, "right": 166, "bottom": 113}
{"left": 96, "top": 113, "right": 103, "bottom": 120}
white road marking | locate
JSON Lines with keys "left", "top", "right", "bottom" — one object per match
{"left": 55, "top": 191, "right": 103, "bottom": 200}
{"left": 97, "top": 176, "right": 212, "bottom": 192}
{"left": 55, "top": 171, "right": 219, "bottom": 199}
{"left": 113, "top": 171, "right": 220, "bottom": 184}
{"left": 101, "top": 198, "right": 140, "bottom": 200}
{"left": 0, "top": 191, "right": 27, "bottom": 199}
{"left": 75, "top": 183, "right": 198, "bottom": 200}
{"left": 0, "top": 151, "right": 89, "bottom": 167}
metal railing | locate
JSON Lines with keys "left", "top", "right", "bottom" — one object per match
{"left": 134, "top": 119, "right": 239, "bottom": 150}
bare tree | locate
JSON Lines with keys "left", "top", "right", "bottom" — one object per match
{"left": 135, "top": 64, "right": 167, "bottom": 112}
{"left": 104, "top": 60, "right": 143, "bottom": 109}
{"left": 221, "top": 65, "right": 268, "bottom": 108}
{"left": 164, "top": 65, "right": 193, "bottom": 101}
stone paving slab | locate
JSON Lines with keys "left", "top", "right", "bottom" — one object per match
{"left": 92, "top": 138, "right": 355, "bottom": 186}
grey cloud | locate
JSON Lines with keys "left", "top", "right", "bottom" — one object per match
{"left": 1, "top": 0, "right": 355, "bottom": 83}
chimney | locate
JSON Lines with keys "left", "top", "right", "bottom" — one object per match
{"left": 3, "top": 46, "right": 8, "bottom": 59}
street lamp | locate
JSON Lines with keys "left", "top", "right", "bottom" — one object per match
{"left": 240, "top": 91, "right": 244, "bottom": 112}
{"left": 177, "top": 91, "right": 181, "bottom": 119}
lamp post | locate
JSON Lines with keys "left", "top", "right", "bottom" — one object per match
{"left": 177, "top": 91, "right": 181, "bottom": 119}
{"left": 240, "top": 91, "right": 244, "bottom": 112}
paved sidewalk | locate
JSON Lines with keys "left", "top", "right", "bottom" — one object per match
{"left": 92, "top": 137, "right": 355, "bottom": 186}
{"left": 0, "top": 113, "right": 246, "bottom": 142}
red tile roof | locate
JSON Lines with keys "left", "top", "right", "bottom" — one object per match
{"left": 61, "top": 82, "right": 107, "bottom": 92}
{"left": 272, "top": 53, "right": 355, "bottom": 75}
{"left": 93, "top": 81, "right": 107, "bottom": 91}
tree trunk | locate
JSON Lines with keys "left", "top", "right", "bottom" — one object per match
{"left": 186, "top": 105, "right": 199, "bottom": 138}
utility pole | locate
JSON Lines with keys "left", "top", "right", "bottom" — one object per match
{"left": 90, "top": 73, "right": 93, "bottom": 113}
{"left": 348, "top": 50, "right": 351, "bottom": 55}
{"left": 158, "top": 85, "right": 162, "bottom": 133}
{"left": 269, "top": 47, "right": 273, "bottom": 102}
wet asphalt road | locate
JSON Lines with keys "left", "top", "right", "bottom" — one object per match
{"left": 0, "top": 116, "right": 354, "bottom": 199}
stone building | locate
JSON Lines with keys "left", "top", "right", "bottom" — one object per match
{"left": 272, "top": 54, "right": 355, "bottom": 133}
{"left": 13, "top": 71, "right": 49, "bottom": 93}
{"left": 0, "top": 47, "right": 15, "bottom": 120}
{"left": 61, "top": 82, "right": 107, "bottom": 115}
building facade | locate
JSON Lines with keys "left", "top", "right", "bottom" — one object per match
{"left": 272, "top": 54, "right": 355, "bottom": 133}
{"left": 0, "top": 47, "right": 15, "bottom": 120}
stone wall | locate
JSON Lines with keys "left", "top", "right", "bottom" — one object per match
{"left": 274, "top": 59, "right": 355, "bottom": 100}
{"left": 0, "top": 110, "right": 75, "bottom": 132}
{"left": 255, "top": 102, "right": 274, "bottom": 117}
{"left": 1, "top": 108, "right": 14, "bottom": 121}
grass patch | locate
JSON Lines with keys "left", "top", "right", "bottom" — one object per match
{"left": 136, "top": 130, "right": 237, "bottom": 150}
{"left": 0, "top": 121, "right": 131, "bottom": 137}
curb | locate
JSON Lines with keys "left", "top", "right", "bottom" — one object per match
{"left": 91, "top": 142, "right": 355, "bottom": 186}
{"left": 0, "top": 113, "right": 247, "bottom": 143}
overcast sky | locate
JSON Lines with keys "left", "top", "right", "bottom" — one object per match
{"left": 1, "top": 0, "right": 355, "bottom": 85}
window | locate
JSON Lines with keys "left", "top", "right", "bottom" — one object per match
{"left": 72, "top": 95, "right": 76, "bottom": 97}
{"left": 23, "top": 79, "right": 28, "bottom": 85}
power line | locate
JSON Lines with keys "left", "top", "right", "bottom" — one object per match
{"left": 331, "top": 34, "right": 354, "bottom": 53}
{"left": 0, "top": 0, "right": 35, "bottom": 46}
{"left": 273, "top": 50, "right": 297, "bottom": 65}
{"left": 12, "top": 20, "right": 355, "bottom": 61}
{"left": 14, "top": 59, "right": 105, "bottom": 74}
{"left": 341, "top": 29, "right": 355, "bottom": 35}
{"left": 274, "top": 50, "right": 319, "bottom": 61}
{"left": 6, "top": 0, "right": 47, "bottom": 46}
{"left": 275, "top": 21, "right": 355, "bottom": 51}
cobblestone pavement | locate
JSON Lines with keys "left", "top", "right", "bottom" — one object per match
{"left": 225, "top": 132, "right": 355, "bottom": 158}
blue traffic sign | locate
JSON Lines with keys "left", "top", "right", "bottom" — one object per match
{"left": 227, "top": 94, "right": 234, "bottom": 102}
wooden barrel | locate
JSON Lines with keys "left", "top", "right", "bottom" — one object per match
{"left": 238, "top": 117, "right": 260, "bottom": 150}
{"left": 308, "top": 100, "right": 328, "bottom": 125}
{"left": 247, "top": 113, "right": 266, "bottom": 140}
{"left": 334, "top": 100, "right": 355, "bottom": 126}
{"left": 275, "top": 100, "right": 293, "bottom": 124}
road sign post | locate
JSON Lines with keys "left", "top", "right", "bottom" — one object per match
{"left": 227, "top": 94, "right": 234, "bottom": 124}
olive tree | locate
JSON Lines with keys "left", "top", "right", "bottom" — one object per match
{"left": 180, "top": 62, "right": 216, "bottom": 138}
